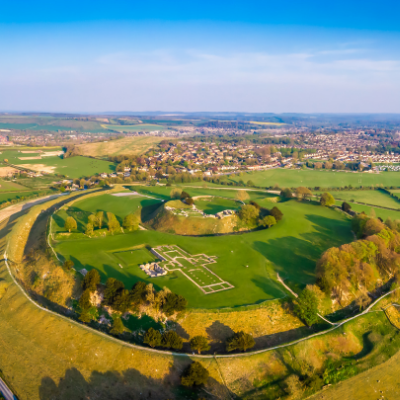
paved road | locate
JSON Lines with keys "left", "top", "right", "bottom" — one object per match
{"left": 0, "top": 376, "right": 15, "bottom": 400}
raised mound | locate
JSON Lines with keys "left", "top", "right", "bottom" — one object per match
{"left": 146, "top": 197, "right": 239, "bottom": 235}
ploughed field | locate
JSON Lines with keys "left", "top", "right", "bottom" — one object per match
{"left": 52, "top": 188, "right": 353, "bottom": 309}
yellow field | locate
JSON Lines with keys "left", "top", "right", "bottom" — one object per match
{"left": 76, "top": 136, "right": 170, "bottom": 157}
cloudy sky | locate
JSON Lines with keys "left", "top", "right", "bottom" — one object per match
{"left": 1, "top": 0, "right": 400, "bottom": 113}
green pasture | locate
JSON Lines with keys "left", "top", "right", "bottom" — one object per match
{"left": 105, "top": 124, "right": 167, "bottom": 132}
{"left": 0, "top": 180, "right": 30, "bottom": 192}
{"left": 228, "top": 168, "right": 400, "bottom": 188}
{"left": 53, "top": 191, "right": 353, "bottom": 309}
{"left": 130, "top": 185, "right": 271, "bottom": 202}
{"left": 322, "top": 190, "right": 400, "bottom": 209}
{"left": 0, "top": 190, "right": 52, "bottom": 204}
{"left": 194, "top": 197, "right": 240, "bottom": 214}
{"left": 0, "top": 151, "right": 116, "bottom": 178}
{"left": 52, "top": 193, "right": 162, "bottom": 232}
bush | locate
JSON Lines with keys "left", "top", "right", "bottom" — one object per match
{"left": 181, "top": 362, "right": 209, "bottom": 387}
{"left": 64, "top": 216, "right": 77, "bottom": 232}
{"left": 163, "top": 293, "right": 188, "bottom": 316}
{"left": 342, "top": 201, "right": 351, "bottom": 212}
{"left": 63, "top": 260, "right": 74, "bottom": 271}
{"left": 110, "top": 317, "right": 125, "bottom": 335}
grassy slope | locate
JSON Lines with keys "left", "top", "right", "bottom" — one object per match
{"left": 76, "top": 136, "right": 169, "bottom": 157}
{"left": 53, "top": 194, "right": 353, "bottom": 308}
{"left": 228, "top": 168, "right": 400, "bottom": 188}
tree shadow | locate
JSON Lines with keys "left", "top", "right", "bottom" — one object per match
{"left": 206, "top": 321, "right": 234, "bottom": 349}
{"left": 38, "top": 357, "right": 233, "bottom": 400}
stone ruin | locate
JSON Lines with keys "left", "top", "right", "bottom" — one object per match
{"left": 139, "top": 262, "right": 167, "bottom": 278}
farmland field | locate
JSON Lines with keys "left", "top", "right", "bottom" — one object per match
{"left": 0, "top": 150, "right": 116, "bottom": 178}
{"left": 52, "top": 191, "right": 353, "bottom": 308}
{"left": 228, "top": 168, "right": 400, "bottom": 188}
{"left": 76, "top": 136, "right": 170, "bottom": 157}
{"left": 103, "top": 123, "right": 167, "bottom": 132}
{"left": 0, "top": 180, "right": 30, "bottom": 192}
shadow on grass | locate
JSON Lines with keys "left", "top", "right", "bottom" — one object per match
{"left": 39, "top": 359, "right": 232, "bottom": 400}
{"left": 252, "top": 213, "right": 352, "bottom": 290}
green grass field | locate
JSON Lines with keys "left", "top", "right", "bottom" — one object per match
{"left": 53, "top": 192, "right": 353, "bottom": 309}
{"left": 229, "top": 168, "right": 400, "bottom": 188}
{"left": 0, "top": 150, "right": 116, "bottom": 178}
{"left": 0, "top": 180, "right": 30, "bottom": 192}
{"left": 194, "top": 197, "right": 240, "bottom": 214}
{"left": 328, "top": 190, "right": 400, "bottom": 209}
{"left": 52, "top": 194, "right": 161, "bottom": 232}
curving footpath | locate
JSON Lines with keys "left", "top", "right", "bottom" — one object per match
{"left": 0, "top": 193, "right": 398, "bottom": 361}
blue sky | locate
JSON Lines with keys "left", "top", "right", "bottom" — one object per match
{"left": 1, "top": 0, "right": 400, "bottom": 113}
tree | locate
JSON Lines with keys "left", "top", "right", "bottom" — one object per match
{"left": 280, "top": 188, "right": 292, "bottom": 199}
{"left": 295, "top": 187, "right": 312, "bottom": 201}
{"left": 82, "top": 269, "right": 100, "bottom": 292}
{"left": 110, "top": 317, "right": 125, "bottom": 335}
{"left": 247, "top": 180, "right": 255, "bottom": 187}
{"left": 293, "top": 288, "right": 319, "bottom": 326}
{"left": 235, "top": 190, "right": 249, "bottom": 202}
{"left": 226, "top": 331, "right": 255, "bottom": 352}
{"left": 190, "top": 336, "right": 210, "bottom": 354}
{"left": 123, "top": 213, "right": 140, "bottom": 231}
{"left": 163, "top": 293, "right": 188, "bottom": 316}
{"left": 88, "top": 214, "right": 97, "bottom": 227}
{"left": 107, "top": 212, "right": 121, "bottom": 233}
{"left": 260, "top": 215, "right": 276, "bottom": 228}
{"left": 85, "top": 222, "right": 94, "bottom": 236}
{"left": 130, "top": 281, "right": 147, "bottom": 307}
{"left": 96, "top": 211, "right": 104, "bottom": 228}
{"left": 79, "top": 178, "right": 86, "bottom": 189}
{"left": 270, "top": 206, "right": 283, "bottom": 221}
{"left": 143, "top": 327, "right": 162, "bottom": 348}
{"left": 181, "top": 362, "right": 209, "bottom": 387}
{"left": 64, "top": 216, "right": 77, "bottom": 233}
{"left": 238, "top": 204, "right": 260, "bottom": 226}
{"left": 320, "top": 192, "right": 335, "bottom": 207}
{"left": 170, "top": 188, "right": 182, "bottom": 199}
{"left": 103, "top": 278, "right": 125, "bottom": 305}
{"left": 79, "top": 289, "right": 92, "bottom": 310}
{"left": 63, "top": 259, "right": 74, "bottom": 271}
{"left": 363, "top": 218, "right": 385, "bottom": 236}
{"left": 161, "top": 331, "right": 183, "bottom": 349}
{"left": 342, "top": 202, "right": 351, "bottom": 213}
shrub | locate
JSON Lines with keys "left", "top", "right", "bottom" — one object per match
{"left": 110, "top": 317, "right": 125, "bottom": 335}
{"left": 270, "top": 206, "right": 283, "bottom": 221}
{"left": 82, "top": 269, "right": 100, "bottom": 292}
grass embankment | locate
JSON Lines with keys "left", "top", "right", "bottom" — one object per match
{"left": 53, "top": 191, "right": 353, "bottom": 309}
{"left": 228, "top": 168, "right": 400, "bottom": 188}
{"left": 76, "top": 136, "right": 170, "bottom": 157}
